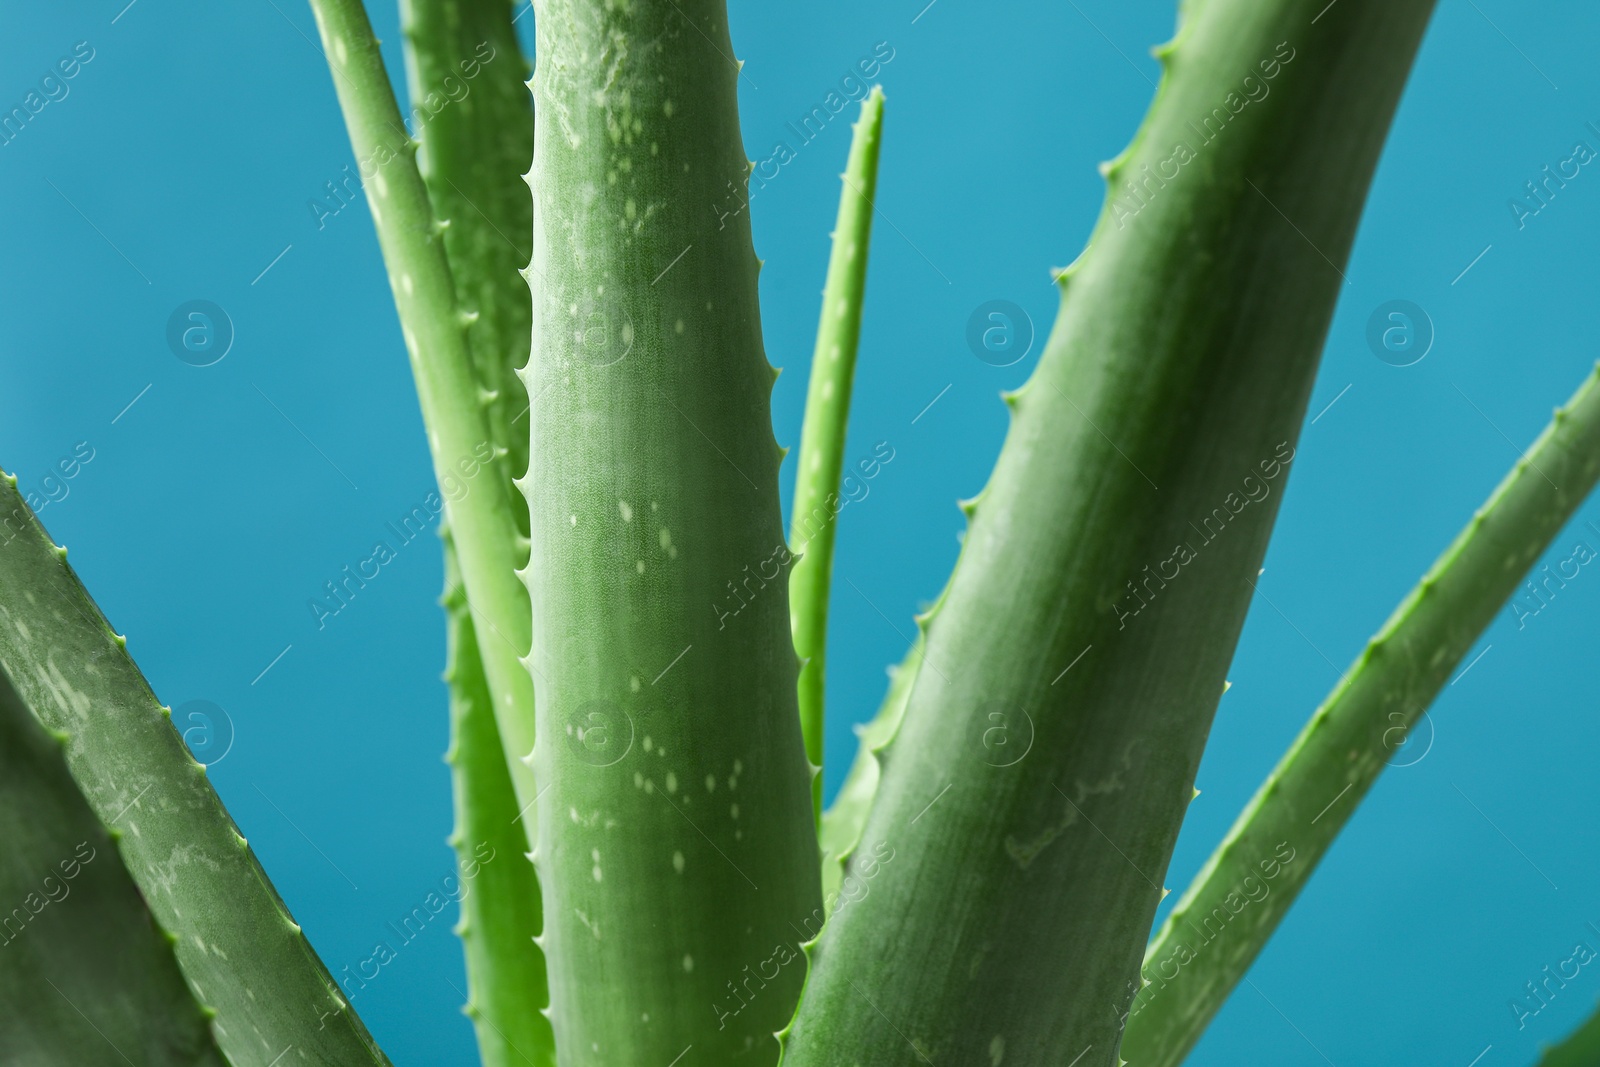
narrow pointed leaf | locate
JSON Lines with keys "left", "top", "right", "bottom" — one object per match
{"left": 398, "top": 3, "right": 552, "bottom": 1062}
{"left": 400, "top": 0, "right": 535, "bottom": 529}
{"left": 306, "top": 0, "right": 538, "bottom": 812}
{"left": 443, "top": 542, "right": 554, "bottom": 1067}
{"left": 791, "top": 87, "right": 884, "bottom": 824}
{"left": 781, "top": 3, "right": 1436, "bottom": 1064}
{"left": 0, "top": 475, "right": 389, "bottom": 1066}
{"left": 1124, "top": 363, "right": 1600, "bottom": 1067}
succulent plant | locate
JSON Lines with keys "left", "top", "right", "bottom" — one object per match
{"left": 5, "top": 1, "right": 1600, "bottom": 1065}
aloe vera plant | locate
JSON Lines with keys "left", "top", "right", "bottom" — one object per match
{"left": 6, "top": 1, "right": 1600, "bottom": 1065}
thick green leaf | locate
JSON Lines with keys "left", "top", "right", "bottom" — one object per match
{"left": 0, "top": 474, "right": 388, "bottom": 1066}
{"left": 1124, "top": 364, "right": 1600, "bottom": 1067}
{"left": 523, "top": 1, "right": 821, "bottom": 1062}
{"left": 0, "top": 661, "right": 225, "bottom": 1067}
{"left": 791, "top": 88, "right": 884, "bottom": 824}
{"left": 780, "top": 3, "right": 1435, "bottom": 1064}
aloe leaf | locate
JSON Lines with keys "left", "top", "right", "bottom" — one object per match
{"left": 817, "top": 633, "right": 917, "bottom": 904}
{"left": 306, "top": 0, "right": 538, "bottom": 811}
{"left": 791, "top": 88, "right": 884, "bottom": 824}
{"left": 1123, "top": 363, "right": 1600, "bottom": 1067}
{"left": 522, "top": 1, "right": 821, "bottom": 1062}
{"left": 397, "top": 3, "right": 552, "bottom": 1062}
{"left": 0, "top": 475, "right": 389, "bottom": 1065}
{"left": 443, "top": 542, "right": 555, "bottom": 1067}
{"left": 0, "top": 662, "right": 225, "bottom": 1067}
{"left": 780, "top": 2, "right": 1436, "bottom": 1064}
{"left": 1535, "top": 1005, "right": 1600, "bottom": 1067}
{"left": 400, "top": 0, "right": 534, "bottom": 530}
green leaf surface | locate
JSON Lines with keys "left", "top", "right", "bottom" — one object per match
{"left": 444, "top": 541, "right": 555, "bottom": 1067}
{"left": 817, "top": 634, "right": 917, "bottom": 905}
{"left": 523, "top": 2, "right": 821, "bottom": 1063}
{"left": 1536, "top": 1003, "right": 1600, "bottom": 1067}
{"left": 0, "top": 661, "right": 225, "bottom": 1067}
{"left": 400, "top": 0, "right": 535, "bottom": 532}
{"left": 398, "top": 3, "right": 552, "bottom": 1063}
{"left": 780, "top": 2, "right": 1435, "bottom": 1064}
{"left": 1124, "top": 363, "right": 1600, "bottom": 1067}
{"left": 791, "top": 88, "right": 884, "bottom": 825}
{"left": 0, "top": 474, "right": 388, "bottom": 1066}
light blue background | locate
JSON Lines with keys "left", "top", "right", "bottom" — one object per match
{"left": 3, "top": 1, "right": 1598, "bottom": 1063}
